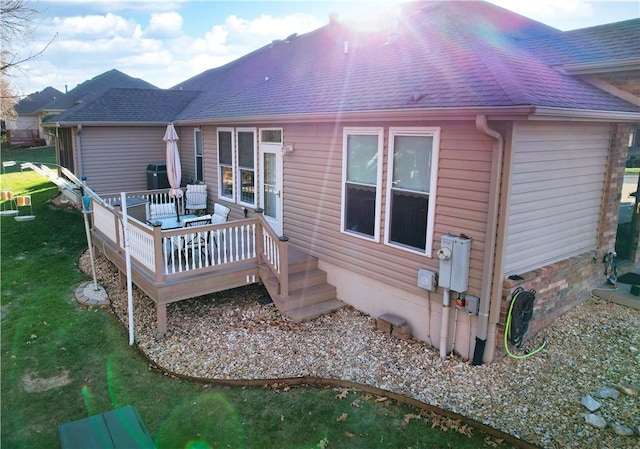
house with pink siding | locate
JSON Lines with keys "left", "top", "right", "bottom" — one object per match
{"left": 48, "top": 1, "right": 639, "bottom": 363}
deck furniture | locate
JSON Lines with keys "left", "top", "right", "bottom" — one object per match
{"left": 152, "top": 214, "right": 198, "bottom": 230}
{"left": 149, "top": 202, "right": 176, "bottom": 220}
{"left": 171, "top": 214, "right": 212, "bottom": 262}
{"left": 185, "top": 184, "right": 207, "bottom": 214}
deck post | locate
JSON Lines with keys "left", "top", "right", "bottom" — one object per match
{"left": 150, "top": 221, "right": 164, "bottom": 282}
{"left": 279, "top": 235, "right": 289, "bottom": 298}
{"left": 255, "top": 208, "right": 265, "bottom": 265}
{"left": 156, "top": 303, "right": 167, "bottom": 339}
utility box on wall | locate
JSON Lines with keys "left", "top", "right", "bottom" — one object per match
{"left": 437, "top": 235, "right": 471, "bottom": 293}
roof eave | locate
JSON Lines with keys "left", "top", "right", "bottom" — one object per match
{"left": 49, "top": 121, "right": 171, "bottom": 127}
{"left": 559, "top": 58, "right": 640, "bottom": 75}
{"left": 530, "top": 106, "right": 640, "bottom": 122}
{"left": 175, "top": 106, "right": 539, "bottom": 126}
{"left": 175, "top": 105, "right": 640, "bottom": 125}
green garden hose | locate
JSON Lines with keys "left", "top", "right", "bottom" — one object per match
{"left": 504, "top": 289, "right": 547, "bottom": 359}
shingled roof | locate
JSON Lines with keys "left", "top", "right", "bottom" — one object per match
{"left": 44, "top": 69, "right": 157, "bottom": 111}
{"left": 52, "top": 88, "right": 201, "bottom": 124}
{"left": 523, "top": 18, "right": 640, "bottom": 68}
{"left": 14, "top": 87, "right": 63, "bottom": 114}
{"left": 57, "top": 1, "right": 639, "bottom": 125}
{"left": 174, "top": 1, "right": 638, "bottom": 122}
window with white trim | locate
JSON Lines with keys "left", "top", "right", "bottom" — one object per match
{"left": 217, "top": 128, "right": 235, "bottom": 201}
{"left": 341, "top": 128, "right": 384, "bottom": 241}
{"left": 385, "top": 127, "right": 440, "bottom": 255}
{"left": 236, "top": 128, "right": 257, "bottom": 207}
{"left": 194, "top": 128, "right": 203, "bottom": 182}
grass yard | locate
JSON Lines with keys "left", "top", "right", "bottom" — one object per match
{"left": 1, "top": 148, "right": 509, "bottom": 448}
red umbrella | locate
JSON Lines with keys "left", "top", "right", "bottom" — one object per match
{"left": 164, "top": 123, "right": 183, "bottom": 222}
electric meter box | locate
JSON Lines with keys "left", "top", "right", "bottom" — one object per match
{"left": 437, "top": 235, "right": 471, "bottom": 292}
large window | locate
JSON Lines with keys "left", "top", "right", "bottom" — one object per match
{"left": 385, "top": 127, "right": 440, "bottom": 255}
{"left": 194, "top": 128, "right": 203, "bottom": 182}
{"left": 237, "top": 129, "right": 257, "bottom": 207}
{"left": 341, "top": 128, "right": 384, "bottom": 240}
{"left": 217, "top": 128, "right": 234, "bottom": 200}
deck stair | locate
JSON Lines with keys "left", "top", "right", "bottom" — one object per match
{"left": 260, "top": 246, "right": 345, "bottom": 322}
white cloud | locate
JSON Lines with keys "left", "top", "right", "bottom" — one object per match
{"left": 146, "top": 11, "right": 184, "bottom": 37}
{"left": 51, "top": 13, "right": 137, "bottom": 37}
{"left": 488, "top": 0, "right": 594, "bottom": 21}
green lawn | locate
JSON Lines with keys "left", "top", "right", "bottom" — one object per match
{"left": 1, "top": 148, "right": 512, "bottom": 448}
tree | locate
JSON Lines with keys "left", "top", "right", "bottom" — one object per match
{"left": 0, "top": 0, "right": 54, "bottom": 119}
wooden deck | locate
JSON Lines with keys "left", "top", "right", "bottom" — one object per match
{"left": 90, "top": 190, "right": 343, "bottom": 337}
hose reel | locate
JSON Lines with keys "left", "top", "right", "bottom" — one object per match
{"left": 504, "top": 287, "right": 546, "bottom": 359}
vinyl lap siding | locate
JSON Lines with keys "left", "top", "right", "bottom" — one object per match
{"left": 504, "top": 122, "right": 610, "bottom": 275}
{"left": 81, "top": 126, "right": 167, "bottom": 194}
{"left": 283, "top": 121, "right": 493, "bottom": 296}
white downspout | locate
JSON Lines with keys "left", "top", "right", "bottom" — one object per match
{"left": 76, "top": 123, "right": 84, "bottom": 177}
{"left": 473, "top": 114, "right": 504, "bottom": 365}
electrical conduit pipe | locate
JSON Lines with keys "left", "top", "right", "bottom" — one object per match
{"left": 472, "top": 115, "right": 504, "bottom": 365}
{"left": 440, "top": 287, "right": 451, "bottom": 357}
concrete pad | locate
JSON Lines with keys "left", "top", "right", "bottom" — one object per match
{"left": 593, "top": 283, "right": 640, "bottom": 311}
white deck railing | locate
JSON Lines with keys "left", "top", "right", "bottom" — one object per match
{"left": 91, "top": 196, "right": 288, "bottom": 287}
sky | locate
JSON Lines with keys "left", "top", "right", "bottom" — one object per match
{"left": 8, "top": 0, "right": 640, "bottom": 97}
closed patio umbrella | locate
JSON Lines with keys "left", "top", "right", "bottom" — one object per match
{"left": 164, "top": 123, "right": 183, "bottom": 222}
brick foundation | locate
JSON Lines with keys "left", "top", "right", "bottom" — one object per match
{"left": 494, "top": 123, "right": 634, "bottom": 359}
{"left": 496, "top": 251, "right": 601, "bottom": 358}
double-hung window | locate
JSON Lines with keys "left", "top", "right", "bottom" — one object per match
{"left": 217, "top": 128, "right": 234, "bottom": 201}
{"left": 194, "top": 128, "right": 203, "bottom": 182}
{"left": 385, "top": 127, "right": 440, "bottom": 255}
{"left": 217, "top": 128, "right": 257, "bottom": 207}
{"left": 237, "top": 129, "right": 257, "bottom": 207}
{"left": 341, "top": 128, "right": 384, "bottom": 241}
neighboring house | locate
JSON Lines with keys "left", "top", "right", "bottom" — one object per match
{"left": 51, "top": 88, "right": 200, "bottom": 193}
{"left": 48, "top": 1, "right": 640, "bottom": 363}
{"left": 43, "top": 69, "right": 158, "bottom": 172}
{"left": 6, "top": 86, "right": 62, "bottom": 147}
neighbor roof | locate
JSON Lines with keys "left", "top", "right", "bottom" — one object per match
{"left": 51, "top": 88, "right": 201, "bottom": 125}
{"left": 523, "top": 18, "right": 640, "bottom": 68}
{"left": 44, "top": 69, "right": 157, "bottom": 112}
{"left": 14, "top": 87, "right": 63, "bottom": 114}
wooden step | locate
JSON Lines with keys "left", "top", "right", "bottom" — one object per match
{"left": 259, "top": 246, "right": 343, "bottom": 322}
{"left": 274, "top": 282, "right": 337, "bottom": 312}
{"left": 286, "top": 299, "right": 346, "bottom": 323}
{"left": 288, "top": 268, "right": 327, "bottom": 291}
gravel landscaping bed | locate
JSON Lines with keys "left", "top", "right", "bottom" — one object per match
{"left": 80, "top": 252, "right": 639, "bottom": 448}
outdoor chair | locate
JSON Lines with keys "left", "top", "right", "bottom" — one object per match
{"left": 210, "top": 203, "right": 231, "bottom": 256}
{"left": 0, "top": 190, "right": 17, "bottom": 216}
{"left": 14, "top": 195, "right": 35, "bottom": 221}
{"left": 149, "top": 202, "right": 176, "bottom": 220}
{"left": 211, "top": 203, "right": 231, "bottom": 224}
{"left": 185, "top": 184, "right": 207, "bottom": 215}
{"left": 170, "top": 214, "right": 212, "bottom": 264}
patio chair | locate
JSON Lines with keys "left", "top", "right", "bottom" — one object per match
{"left": 170, "top": 214, "right": 212, "bottom": 263}
{"left": 0, "top": 190, "right": 18, "bottom": 216}
{"left": 210, "top": 203, "right": 231, "bottom": 255}
{"left": 211, "top": 203, "right": 231, "bottom": 224}
{"left": 149, "top": 202, "right": 176, "bottom": 220}
{"left": 185, "top": 184, "right": 207, "bottom": 215}
{"left": 14, "top": 195, "right": 35, "bottom": 221}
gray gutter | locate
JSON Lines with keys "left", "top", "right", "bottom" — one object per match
{"left": 52, "top": 121, "right": 171, "bottom": 127}
{"left": 175, "top": 105, "right": 640, "bottom": 127}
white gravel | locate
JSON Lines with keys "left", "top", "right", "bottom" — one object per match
{"left": 81, "top": 252, "right": 640, "bottom": 448}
